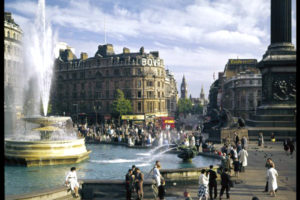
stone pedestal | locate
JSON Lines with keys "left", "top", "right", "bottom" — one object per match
{"left": 245, "top": 0, "right": 296, "bottom": 140}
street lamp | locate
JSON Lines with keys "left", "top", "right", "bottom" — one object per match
{"left": 73, "top": 104, "right": 78, "bottom": 124}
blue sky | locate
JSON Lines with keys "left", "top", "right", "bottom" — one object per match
{"left": 5, "top": 0, "right": 297, "bottom": 99}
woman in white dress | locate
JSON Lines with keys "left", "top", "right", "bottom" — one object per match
{"left": 65, "top": 167, "right": 80, "bottom": 197}
{"left": 267, "top": 163, "right": 278, "bottom": 197}
{"left": 198, "top": 169, "right": 210, "bottom": 200}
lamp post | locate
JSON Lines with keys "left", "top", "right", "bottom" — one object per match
{"left": 73, "top": 104, "right": 78, "bottom": 124}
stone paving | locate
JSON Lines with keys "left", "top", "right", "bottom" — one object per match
{"left": 143, "top": 141, "right": 296, "bottom": 200}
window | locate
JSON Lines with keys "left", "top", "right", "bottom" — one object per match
{"left": 81, "top": 83, "right": 85, "bottom": 90}
{"left": 114, "top": 69, "right": 120, "bottom": 76}
{"left": 158, "top": 92, "right": 160, "bottom": 98}
{"left": 138, "top": 102, "right": 142, "bottom": 112}
{"left": 96, "top": 81, "right": 102, "bottom": 89}
{"left": 137, "top": 91, "right": 142, "bottom": 98}
{"left": 158, "top": 102, "right": 161, "bottom": 111}
{"left": 106, "top": 80, "right": 109, "bottom": 89}
{"left": 137, "top": 68, "right": 142, "bottom": 75}
{"left": 106, "top": 90, "right": 109, "bottom": 98}
{"left": 106, "top": 70, "right": 109, "bottom": 76}
{"left": 7, "top": 31, "right": 10, "bottom": 38}
{"left": 158, "top": 82, "right": 160, "bottom": 87}
{"left": 147, "top": 81, "right": 153, "bottom": 87}
{"left": 137, "top": 80, "right": 142, "bottom": 88}
{"left": 114, "top": 81, "right": 119, "bottom": 89}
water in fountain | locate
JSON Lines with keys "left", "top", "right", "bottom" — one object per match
{"left": 22, "top": 0, "right": 56, "bottom": 117}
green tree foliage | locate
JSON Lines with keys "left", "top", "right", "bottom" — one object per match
{"left": 192, "top": 103, "right": 203, "bottom": 115}
{"left": 112, "top": 89, "right": 132, "bottom": 119}
{"left": 177, "top": 98, "right": 193, "bottom": 115}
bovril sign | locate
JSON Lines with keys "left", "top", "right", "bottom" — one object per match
{"left": 141, "top": 58, "right": 162, "bottom": 66}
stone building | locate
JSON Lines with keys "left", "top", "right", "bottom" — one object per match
{"left": 4, "top": 12, "right": 23, "bottom": 110}
{"left": 50, "top": 44, "right": 177, "bottom": 123}
{"left": 165, "top": 70, "right": 178, "bottom": 116}
{"left": 180, "top": 75, "right": 188, "bottom": 99}
{"left": 221, "top": 59, "right": 261, "bottom": 119}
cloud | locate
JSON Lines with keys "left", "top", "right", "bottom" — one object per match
{"left": 5, "top": 0, "right": 296, "bottom": 99}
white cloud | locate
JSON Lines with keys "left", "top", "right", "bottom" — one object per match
{"left": 5, "top": 0, "right": 296, "bottom": 98}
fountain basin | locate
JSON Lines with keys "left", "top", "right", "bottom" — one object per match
{"left": 5, "top": 138, "right": 91, "bottom": 167}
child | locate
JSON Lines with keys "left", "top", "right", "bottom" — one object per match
{"left": 158, "top": 179, "right": 166, "bottom": 200}
{"left": 233, "top": 158, "right": 240, "bottom": 178}
{"left": 184, "top": 190, "right": 193, "bottom": 200}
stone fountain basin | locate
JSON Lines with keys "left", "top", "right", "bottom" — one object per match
{"left": 5, "top": 138, "right": 91, "bottom": 167}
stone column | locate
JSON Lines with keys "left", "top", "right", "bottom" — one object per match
{"left": 271, "top": 0, "right": 291, "bottom": 44}
{"left": 257, "top": 0, "right": 296, "bottom": 111}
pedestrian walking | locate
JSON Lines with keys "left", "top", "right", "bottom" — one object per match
{"left": 208, "top": 165, "right": 218, "bottom": 200}
{"left": 219, "top": 168, "right": 232, "bottom": 199}
{"left": 267, "top": 163, "right": 278, "bottom": 197}
{"left": 238, "top": 147, "right": 248, "bottom": 172}
{"left": 233, "top": 132, "right": 239, "bottom": 146}
{"left": 198, "top": 169, "right": 210, "bottom": 200}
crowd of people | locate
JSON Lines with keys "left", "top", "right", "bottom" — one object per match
{"left": 63, "top": 124, "right": 293, "bottom": 199}
{"left": 74, "top": 122, "right": 218, "bottom": 153}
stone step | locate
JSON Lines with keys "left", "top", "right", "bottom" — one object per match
{"left": 249, "top": 114, "right": 295, "bottom": 121}
{"left": 255, "top": 107, "right": 295, "bottom": 115}
{"left": 245, "top": 119, "right": 295, "bottom": 127}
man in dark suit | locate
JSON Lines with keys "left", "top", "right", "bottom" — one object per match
{"left": 219, "top": 168, "right": 231, "bottom": 199}
{"left": 208, "top": 165, "right": 218, "bottom": 199}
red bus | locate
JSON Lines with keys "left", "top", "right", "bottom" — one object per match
{"left": 156, "top": 117, "right": 175, "bottom": 130}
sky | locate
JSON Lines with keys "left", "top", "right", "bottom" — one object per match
{"left": 5, "top": 0, "right": 297, "bottom": 99}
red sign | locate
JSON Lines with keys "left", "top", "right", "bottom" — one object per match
{"left": 104, "top": 115, "right": 111, "bottom": 120}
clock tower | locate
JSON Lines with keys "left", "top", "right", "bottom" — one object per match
{"left": 180, "top": 75, "right": 188, "bottom": 99}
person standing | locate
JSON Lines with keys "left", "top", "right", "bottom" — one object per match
{"left": 267, "top": 163, "right": 278, "bottom": 197}
{"left": 283, "top": 139, "right": 289, "bottom": 155}
{"left": 153, "top": 161, "right": 163, "bottom": 187}
{"left": 208, "top": 165, "right": 218, "bottom": 200}
{"left": 270, "top": 132, "right": 275, "bottom": 142}
{"left": 238, "top": 147, "right": 248, "bottom": 172}
{"left": 198, "top": 169, "right": 210, "bottom": 200}
{"left": 241, "top": 136, "right": 246, "bottom": 149}
{"left": 125, "top": 169, "right": 134, "bottom": 200}
{"left": 219, "top": 168, "right": 231, "bottom": 200}
{"left": 234, "top": 132, "right": 239, "bottom": 146}
{"left": 195, "top": 134, "right": 201, "bottom": 152}
{"left": 65, "top": 167, "right": 80, "bottom": 198}
{"left": 258, "top": 132, "right": 264, "bottom": 147}
{"left": 288, "top": 139, "right": 295, "bottom": 156}
{"left": 135, "top": 168, "right": 144, "bottom": 200}
{"left": 158, "top": 179, "right": 166, "bottom": 200}
{"left": 264, "top": 158, "right": 275, "bottom": 192}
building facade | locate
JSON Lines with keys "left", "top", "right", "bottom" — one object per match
{"left": 50, "top": 44, "right": 177, "bottom": 123}
{"left": 221, "top": 59, "right": 262, "bottom": 119}
{"left": 4, "top": 12, "right": 23, "bottom": 110}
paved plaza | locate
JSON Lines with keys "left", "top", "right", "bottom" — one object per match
{"left": 143, "top": 141, "right": 296, "bottom": 200}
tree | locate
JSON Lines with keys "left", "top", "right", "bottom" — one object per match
{"left": 112, "top": 89, "right": 132, "bottom": 123}
{"left": 177, "top": 98, "right": 193, "bottom": 116}
{"left": 192, "top": 103, "right": 203, "bottom": 115}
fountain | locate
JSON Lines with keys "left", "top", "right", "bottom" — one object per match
{"left": 4, "top": 0, "right": 91, "bottom": 167}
